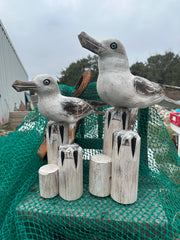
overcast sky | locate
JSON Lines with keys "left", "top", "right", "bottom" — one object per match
{"left": 0, "top": 0, "right": 179, "bottom": 80}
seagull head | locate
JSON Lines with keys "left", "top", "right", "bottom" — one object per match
{"left": 12, "top": 74, "right": 60, "bottom": 96}
{"left": 78, "top": 32, "right": 129, "bottom": 71}
{"left": 78, "top": 32, "right": 127, "bottom": 58}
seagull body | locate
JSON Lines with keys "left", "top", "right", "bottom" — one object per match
{"left": 12, "top": 74, "right": 102, "bottom": 142}
{"left": 96, "top": 68, "right": 164, "bottom": 108}
{"left": 38, "top": 88, "right": 95, "bottom": 124}
{"left": 78, "top": 32, "right": 180, "bottom": 109}
{"left": 13, "top": 74, "right": 96, "bottom": 123}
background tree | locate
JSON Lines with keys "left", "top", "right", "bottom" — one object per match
{"left": 58, "top": 55, "right": 98, "bottom": 86}
{"left": 130, "top": 62, "right": 147, "bottom": 78}
{"left": 58, "top": 52, "right": 180, "bottom": 87}
{"left": 130, "top": 52, "right": 180, "bottom": 86}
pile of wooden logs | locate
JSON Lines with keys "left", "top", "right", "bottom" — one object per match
{"left": 39, "top": 108, "right": 141, "bottom": 204}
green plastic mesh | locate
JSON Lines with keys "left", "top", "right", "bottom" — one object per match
{"left": 0, "top": 82, "right": 179, "bottom": 240}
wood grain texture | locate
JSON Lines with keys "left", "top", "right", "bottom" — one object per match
{"left": 89, "top": 154, "right": 111, "bottom": 197}
{"left": 111, "top": 130, "right": 141, "bottom": 204}
{"left": 39, "top": 164, "right": 59, "bottom": 198}
{"left": 103, "top": 107, "right": 130, "bottom": 157}
{"left": 9, "top": 111, "right": 30, "bottom": 129}
{"left": 46, "top": 122, "right": 69, "bottom": 164}
{"left": 58, "top": 144, "right": 83, "bottom": 201}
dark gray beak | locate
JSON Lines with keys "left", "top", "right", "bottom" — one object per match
{"left": 12, "top": 80, "right": 38, "bottom": 92}
{"left": 78, "top": 32, "right": 105, "bottom": 55}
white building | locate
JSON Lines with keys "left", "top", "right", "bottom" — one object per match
{"left": 0, "top": 20, "right": 28, "bottom": 125}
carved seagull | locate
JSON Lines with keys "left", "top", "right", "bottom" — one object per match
{"left": 78, "top": 32, "right": 180, "bottom": 109}
{"left": 12, "top": 74, "right": 104, "bottom": 143}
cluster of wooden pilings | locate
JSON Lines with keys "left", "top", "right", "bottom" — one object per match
{"left": 39, "top": 122, "right": 83, "bottom": 201}
{"left": 89, "top": 108, "right": 141, "bottom": 204}
{"left": 39, "top": 107, "right": 141, "bottom": 204}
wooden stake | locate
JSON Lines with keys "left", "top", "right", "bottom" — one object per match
{"left": 111, "top": 130, "right": 141, "bottom": 204}
{"left": 103, "top": 107, "right": 130, "bottom": 157}
{"left": 46, "top": 122, "right": 69, "bottom": 164}
{"left": 39, "top": 164, "right": 59, "bottom": 198}
{"left": 58, "top": 144, "right": 83, "bottom": 201}
{"left": 89, "top": 154, "right": 111, "bottom": 197}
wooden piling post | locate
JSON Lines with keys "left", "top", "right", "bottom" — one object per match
{"left": 46, "top": 122, "right": 69, "bottom": 164}
{"left": 103, "top": 107, "right": 130, "bottom": 157}
{"left": 89, "top": 154, "right": 111, "bottom": 197}
{"left": 58, "top": 144, "right": 83, "bottom": 201}
{"left": 39, "top": 164, "right": 59, "bottom": 198}
{"left": 111, "top": 130, "right": 141, "bottom": 204}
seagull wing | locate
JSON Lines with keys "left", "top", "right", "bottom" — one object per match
{"left": 62, "top": 98, "right": 93, "bottom": 120}
{"left": 134, "top": 76, "right": 164, "bottom": 96}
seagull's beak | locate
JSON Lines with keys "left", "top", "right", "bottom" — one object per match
{"left": 78, "top": 32, "right": 105, "bottom": 55}
{"left": 12, "top": 80, "right": 38, "bottom": 92}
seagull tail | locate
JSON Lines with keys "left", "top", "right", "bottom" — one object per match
{"left": 160, "top": 84, "right": 180, "bottom": 109}
{"left": 85, "top": 100, "right": 107, "bottom": 114}
{"left": 86, "top": 100, "right": 108, "bottom": 107}
{"left": 160, "top": 97, "right": 180, "bottom": 109}
{"left": 163, "top": 84, "right": 180, "bottom": 101}
{"left": 93, "top": 109, "right": 105, "bottom": 115}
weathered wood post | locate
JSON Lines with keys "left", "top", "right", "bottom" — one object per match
{"left": 39, "top": 164, "right": 59, "bottom": 198}
{"left": 89, "top": 154, "right": 111, "bottom": 197}
{"left": 46, "top": 122, "right": 69, "bottom": 164}
{"left": 111, "top": 130, "right": 141, "bottom": 204}
{"left": 103, "top": 107, "right": 130, "bottom": 157}
{"left": 58, "top": 144, "right": 83, "bottom": 201}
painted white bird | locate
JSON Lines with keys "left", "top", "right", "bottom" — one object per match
{"left": 12, "top": 74, "right": 104, "bottom": 143}
{"left": 78, "top": 32, "right": 180, "bottom": 109}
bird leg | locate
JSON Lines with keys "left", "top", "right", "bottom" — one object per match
{"left": 47, "top": 120, "right": 56, "bottom": 127}
{"left": 68, "top": 123, "right": 77, "bottom": 144}
{"left": 128, "top": 108, "right": 138, "bottom": 130}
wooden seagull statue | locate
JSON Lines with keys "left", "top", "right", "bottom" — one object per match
{"left": 78, "top": 32, "right": 180, "bottom": 109}
{"left": 12, "top": 74, "right": 103, "bottom": 143}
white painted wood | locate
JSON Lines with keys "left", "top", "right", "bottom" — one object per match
{"left": 170, "top": 123, "right": 180, "bottom": 156}
{"left": 89, "top": 154, "right": 111, "bottom": 197}
{"left": 58, "top": 144, "right": 83, "bottom": 201}
{"left": 46, "top": 122, "right": 69, "bottom": 164}
{"left": 178, "top": 134, "right": 180, "bottom": 157}
{"left": 39, "top": 164, "right": 59, "bottom": 198}
{"left": 103, "top": 107, "right": 130, "bottom": 157}
{"left": 111, "top": 130, "right": 141, "bottom": 204}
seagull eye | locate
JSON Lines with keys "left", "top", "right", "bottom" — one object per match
{"left": 43, "top": 79, "right": 50, "bottom": 85}
{"left": 110, "top": 42, "right": 117, "bottom": 49}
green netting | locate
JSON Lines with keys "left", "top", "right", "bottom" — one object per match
{"left": 0, "top": 82, "right": 179, "bottom": 240}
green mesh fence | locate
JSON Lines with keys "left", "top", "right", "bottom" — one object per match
{"left": 0, "top": 82, "right": 179, "bottom": 239}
